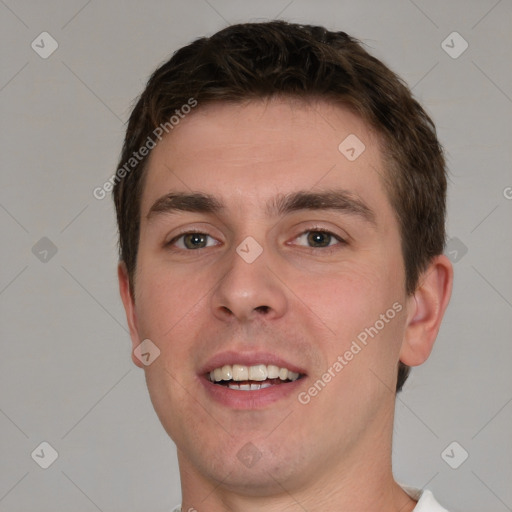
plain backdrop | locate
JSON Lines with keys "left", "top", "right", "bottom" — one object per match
{"left": 1, "top": 1, "right": 511, "bottom": 511}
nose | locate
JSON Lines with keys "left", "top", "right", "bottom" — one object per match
{"left": 211, "top": 242, "right": 288, "bottom": 323}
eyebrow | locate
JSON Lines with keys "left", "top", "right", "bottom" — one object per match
{"left": 147, "top": 189, "right": 376, "bottom": 225}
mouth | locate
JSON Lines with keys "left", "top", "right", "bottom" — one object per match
{"left": 198, "top": 352, "right": 307, "bottom": 408}
{"left": 207, "top": 363, "right": 304, "bottom": 390}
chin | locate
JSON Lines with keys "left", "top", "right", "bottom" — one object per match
{"left": 184, "top": 435, "right": 314, "bottom": 497}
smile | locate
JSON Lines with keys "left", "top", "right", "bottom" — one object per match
{"left": 208, "top": 363, "right": 302, "bottom": 390}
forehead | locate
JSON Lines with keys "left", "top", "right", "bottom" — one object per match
{"left": 140, "top": 98, "right": 392, "bottom": 222}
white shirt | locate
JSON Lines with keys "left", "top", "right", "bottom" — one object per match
{"left": 403, "top": 487, "right": 450, "bottom": 511}
{"left": 172, "top": 488, "right": 450, "bottom": 511}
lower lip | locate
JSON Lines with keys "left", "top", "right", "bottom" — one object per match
{"left": 199, "top": 375, "right": 306, "bottom": 409}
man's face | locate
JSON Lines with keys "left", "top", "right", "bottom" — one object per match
{"left": 125, "top": 98, "right": 412, "bottom": 493}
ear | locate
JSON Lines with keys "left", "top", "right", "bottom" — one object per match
{"left": 400, "top": 254, "right": 453, "bottom": 367}
{"left": 118, "top": 262, "right": 144, "bottom": 368}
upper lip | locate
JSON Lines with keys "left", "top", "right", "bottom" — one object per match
{"left": 199, "top": 350, "right": 307, "bottom": 376}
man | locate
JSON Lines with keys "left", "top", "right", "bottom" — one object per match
{"left": 114, "top": 21, "right": 453, "bottom": 511}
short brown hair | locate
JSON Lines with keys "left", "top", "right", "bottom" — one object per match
{"left": 113, "top": 21, "right": 447, "bottom": 392}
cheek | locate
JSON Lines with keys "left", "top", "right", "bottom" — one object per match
{"left": 291, "top": 262, "right": 406, "bottom": 364}
{"left": 291, "top": 264, "right": 384, "bottom": 330}
{"left": 133, "top": 260, "right": 212, "bottom": 342}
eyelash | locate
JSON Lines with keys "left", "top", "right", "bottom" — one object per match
{"left": 166, "top": 227, "right": 347, "bottom": 253}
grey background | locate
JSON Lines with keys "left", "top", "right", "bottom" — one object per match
{"left": 1, "top": 0, "right": 511, "bottom": 510}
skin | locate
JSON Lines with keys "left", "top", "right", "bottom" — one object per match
{"left": 118, "top": 97, "right": 453, "bottom": 511}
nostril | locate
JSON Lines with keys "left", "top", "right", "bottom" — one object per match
{"left": 255, "top": 305, "right": 270, "bottom": 314}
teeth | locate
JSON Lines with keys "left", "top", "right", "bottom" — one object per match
{"left": 213, "top": 368, "right": 223, "bottom": 382}
{"left": 208, "top": 364, "right": 301, "bottom": 383}
{"left": 232, "top": 364, "right": 248, "bottom": 381}
{"left": 267, "top": 365, "right": 280, "bottom": 379}
{"left": 221, "top": 364, "right": 232, "bottom": 380}
{"left": 227, "top": 381, "right": 278, "bottom": 391}
{"left": 248, "top": 364, "right": 267, "bottom": 381}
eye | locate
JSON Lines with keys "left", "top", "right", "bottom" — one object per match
{"left": 168, "top": 232, "right": 219, "bottom": 250}
{"left": 293, "top": 229, "right": 345, "bottom": 249}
